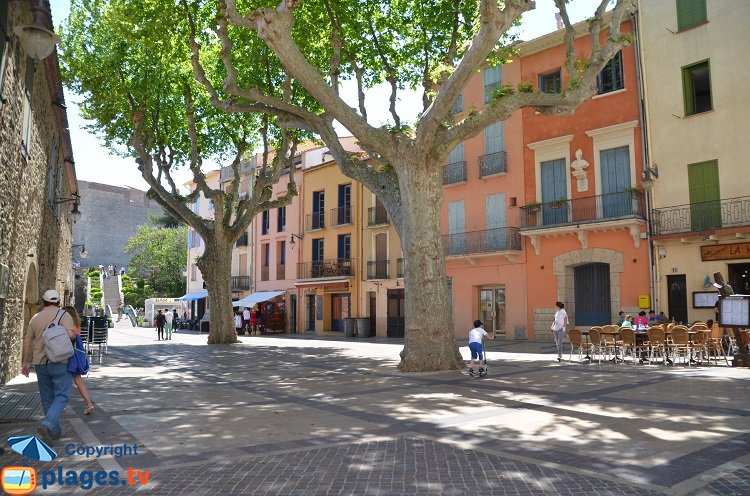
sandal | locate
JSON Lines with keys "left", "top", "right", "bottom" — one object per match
{"left": 84, "top": 404, "right": 95, "bottom": 415}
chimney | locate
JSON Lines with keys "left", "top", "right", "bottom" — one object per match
{"left": 555, "top": 13, "right": 564, "bottom": 30}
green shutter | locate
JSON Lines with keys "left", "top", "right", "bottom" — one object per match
{"left": 677, "top": 0, "right": 707, "bottom": 31}
{"left": 688, "top": 160, "right": 721, "bottom": 231}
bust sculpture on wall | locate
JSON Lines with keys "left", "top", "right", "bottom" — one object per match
{"left": 570, "top": 149, "right": 589, "bottom": 192}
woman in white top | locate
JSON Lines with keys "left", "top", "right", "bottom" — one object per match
{"left": 551, "top": 301, "right": 569, "bottom": 362}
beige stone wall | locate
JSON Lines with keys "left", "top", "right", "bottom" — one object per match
{"left": 0, "top": 3, "right": 76, "bottom": 384}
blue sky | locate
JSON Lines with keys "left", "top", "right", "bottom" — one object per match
{"left": 50, "top": 0, "right": 606, "bottom": 191}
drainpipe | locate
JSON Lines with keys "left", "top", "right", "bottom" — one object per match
{"left": 630, "top": 7, "right": 657, "bottom": 313}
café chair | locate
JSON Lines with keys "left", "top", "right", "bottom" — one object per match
{"left": 645, "top": 327, "right": 667, "bottom": 365}
{"left": 619, "top": 327, "right": 647, "bottom": 364}
{"left": 568, "top": 329, "right": 591, "bottom": 363}
{"left": 588, "top": 327, "right": 607, "bottom": 364}
{"left": 668, "top": 325, "right": 692, "bottom": 366}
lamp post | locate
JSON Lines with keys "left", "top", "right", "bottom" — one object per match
{"left": 13, "top": 0, "right": 59, "bottom": 63}
{"left": 289, "top": 233, "right": 303, "bottom": 248}
{"left": 55, "top": 194, "right": 82, "bottom": 223}
{"left": 71, "top": 244, "right": 87, "bottom": 259}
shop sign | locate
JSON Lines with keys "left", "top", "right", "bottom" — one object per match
{"left": 700, "top": 242, "right": 750, "bottom": 261}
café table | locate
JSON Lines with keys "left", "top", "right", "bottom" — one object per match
{"left": 580, "top": 330, "right": 592, "bottom": 361}
{"left": 600, "top": 329, "right": 622, "bottom": 362}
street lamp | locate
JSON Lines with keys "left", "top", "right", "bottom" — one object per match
{"left": 13, "top": 1, "right": 59, "bottom": 62}
{"left": 55, "top": 194, "right": 82, "bottom": 223}
{"left": 642, "top": 164, "right": 659, "bottom": 190}
{"left": 72, "top": 244, "right": 88, "bottom": 259}
{"left": 289, "top": 233, "right": 303, "bottom": 248}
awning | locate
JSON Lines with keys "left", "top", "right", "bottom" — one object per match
{"left": 177, "top": 290, "right": 208, "bottom": 301}
{"left": 232, "top": 290, "right": 285, "bottom": 307}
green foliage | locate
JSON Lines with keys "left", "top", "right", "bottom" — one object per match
{"left": 148, "top": 212, "right": 181, "bottom": 228}
{"left": 517, "top": 83, "right": 534, "bottom": 93}
{"left": 122, "top": 276, "right": 154, "bottom": 309}
{"left": 492, "top": 83, "right": 516, "bottom": 100}
{"left": 124, "top": 224, "right": 188, "bottom": 297}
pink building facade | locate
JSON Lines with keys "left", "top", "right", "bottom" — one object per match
{"left": 444, "top": 18, "right": 651, "bottom": 339}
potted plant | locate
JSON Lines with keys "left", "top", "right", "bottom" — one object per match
{"left": 550, "top": 197, "right": 568, "bottom": 209}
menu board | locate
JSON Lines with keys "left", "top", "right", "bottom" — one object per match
{"left": 693, "top": 291, "right": 720, "bottom": 308}
{"left": 720, "top": 296, "right": 750, "bottom": 327}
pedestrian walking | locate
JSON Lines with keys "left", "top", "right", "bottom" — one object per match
{"left": 467, "top": 319, "right": 493, "bottom": 377}
{"left": 551, "top": 301, "right": 569, "bottom": 362}
{"left": 117, "top": 304, "right": 123, "bottom": 322}
{"left": 242, "top": 307, "right": 252, "bottom": 335}
{"left": 164, "top": 308, "right": 173, "bottom": 340}
{"left": 21, "top": 289, "right": 76, "bottom": 445}
{"left": 172, "top": 308, "right": 179, "bottom": 333}
{"left": 63, "top": 306, "right": 95, "bottom": 415}
{"left": 235, "top": 310, "right": 244, "bottom": 335}
{"left": 155, "top": 310, "right": 165, "bottom": 340}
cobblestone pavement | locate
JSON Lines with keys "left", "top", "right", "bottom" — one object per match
{"left": 1, "top": 323, "right": 748, "bottom": 495}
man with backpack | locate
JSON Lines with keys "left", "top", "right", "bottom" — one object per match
{"left": 21, "top": 289, "right": 77, "bottom": 446}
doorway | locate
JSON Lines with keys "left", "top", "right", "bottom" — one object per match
{"left": 387, "top": 289, "right": 405, "bottom": 338}
{"left": 305, "top": 294, "right": 315, "bottom": 332}
{"left": 479, "top": 287, "right": 506, "bottom": 336}
{"left": 667, "top": 274, "right": 688, "bottom": 324}
{"left": 331, "top": 293, "right": 351, "bottom": 332}
{"left": 369, "top": 292, "right": 377, "bottom": 336}
{"left": 574, "top": 263, "right": 611, "bottom": 325}
{"left": 729, "top": 263, "right": 750, "bottom": 295}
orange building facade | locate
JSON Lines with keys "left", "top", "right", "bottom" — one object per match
{"left": 444, "top": 18, "right": 652, "bottom": 339}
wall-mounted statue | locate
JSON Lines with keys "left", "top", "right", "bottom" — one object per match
{"left": 570, "top": 149, "right": 589, "bottom": 192}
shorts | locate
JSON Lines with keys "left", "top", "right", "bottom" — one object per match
{"left": 469, "top": 342, "right": 484, "bottom": 360}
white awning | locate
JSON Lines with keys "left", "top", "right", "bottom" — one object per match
{"left": 177, "top": 290, "right": 208, "bottom": 301}
{"left": 232, "top": 291, "right": 285, "bottom": 307}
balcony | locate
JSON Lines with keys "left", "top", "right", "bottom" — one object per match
{"left": 442, "top": 227, "right": 522, "bottom": 257}
{"left": 367, "top": 260, "right": 389, "bottom": 280}
{"left": 368, "top": 206, "right": 389, "bottom": 226}
{"left": 260, "top": 266, "right": 269, "bottom": 281}
{"left": 305, "top": 211, "right": 326, "bottom": 231}
{"left": 520, "top": 191, "right": 646, "bottom": 229}
{"left": 397, "top": 258, "right": 404, "bottom": 278}
{"left": 478, "top": 151, "right": 507, "bottom": 177}
{"left": 653, "top": 196, "right": 750, "bottom": 236}
{"left": 298, "top": 258, "right": 355, "bottom": 279}
{"left": 443, "top": 161, "right": 466, "bottom": 185}
{"left": 231, "top": 276, "right": 251, "bottom": 291}
{"left": 331, "top": 205, "right": 352, "bottom": 226}
{"left": 276, "top": 263, "right": 285, "bottom": 280}
{"left": 519, "top": 191, "right": 647, "bottom": 255}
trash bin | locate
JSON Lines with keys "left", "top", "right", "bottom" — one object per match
{"left": 343, "top": 318, "right": 356, "bottom": 337}
{"left": 356, "top": 318, "right": 370, "bottom": 338}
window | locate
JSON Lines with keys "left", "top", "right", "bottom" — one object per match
{"left": 312, "top": 238, "right": 324, "bottom": 262}
{"left": 0, "top": 1, "right": 9, "bottom": 104}
{"left": 277, "top": 206, "right": 286, "bottom": 232}
{"left": 597, "top": 51, "right": 623, "bottom": 95}
{"left": 337, "top": 234, "right": 351, "bottom": 261}
{"left": 682, "top": 60, "right": 712, "bottom": 116}
{"left": 451, "top": 93, "right": 463, "bottom": 114}
{"left": 261, "top": 209, "right": 270, "bottom": 235}
{"left": 539, "top": 71, "right": 561, "bottom": 94}
{"left": 21, "top": 58, "right": 34, "bottom": 159}
{"left": 279, "top": 240, "right": 286, "bottom": 265}
{"left": 483, "top": 65, "right": 502, "bottom": 103}
{"left": 312, "top": 190, "right": 325, "bottom": 229}
{"left": 677, "top": 0, "right": 707, "bottom": 31}
{"left": 190, "top": 264, "right": 197, "bottom": 281}
{"left": 195, "top": 234, "right": 201, "bottom": 248}
{"left": 262, "top": 243, "right": 270, "bottom": 267}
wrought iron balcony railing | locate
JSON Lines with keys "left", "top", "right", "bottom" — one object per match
{"left": 305, "top": 211, "right": 326, "bottom": 231}
{"left": 443, "top": 161, "right": 467, "bottom": 185}
{"left": 442, "top": 227, "right": 522, "bottom": 256}
{"left": 478, "top": 151, "right": 507, "bottom": 177}
{"left": 298, "top": 258, "right": 355, "bottom": 279}
{"left": 331, "top": 205, "right": 352, "bottom": 226}
{"left": 368, "top": 206, "right": 389, "bottom": 226}
{"left": 520, "top": 191, "right": 646, "bottom": 229}
{"left": 653, "top": 196, "right": 750, "bottom": 235}
{"left": 231, "top": 276, "right": 251, "bottom": 291}
{"left": 366, "top": 260, "right": 389, "bottom": 280}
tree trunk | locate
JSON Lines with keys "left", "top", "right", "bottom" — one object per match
{"left": 397, "top": 157, "right": 464, "bottom": 371}
{"left": 197, "top": 238, "right": 238, "bottom": 344}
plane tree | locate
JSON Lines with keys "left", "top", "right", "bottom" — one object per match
{"left": 60, "top": 0, "right": 304, "bottom": 343}
{"left": 185, "top": 0, "right": 635, "bottom": 369}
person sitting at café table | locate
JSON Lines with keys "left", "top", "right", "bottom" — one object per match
{"left": 658, "top": 311, "right": 669, "bottom": 324}
{"left": 617, "top": 311, "right": 625, "bottom": 326}
{"left": 633, "top": 311, "right": 649, "bottom": 330}
{"left": 621, "top": 315, "right": 635, "bottom": 329}
{"left": 648, "top": 310, "right": 658, "bottom": 325}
